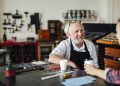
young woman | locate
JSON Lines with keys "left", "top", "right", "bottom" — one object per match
{"left": 84, "top": 19, "right": 120, "bottom": 84}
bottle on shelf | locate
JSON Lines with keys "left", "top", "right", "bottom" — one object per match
{"left": 3, "top": 28, "right": 7, "bottom": 42}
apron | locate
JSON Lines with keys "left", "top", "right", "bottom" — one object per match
{"left": 70, "top": 40, "right": 92, "bottom": 70}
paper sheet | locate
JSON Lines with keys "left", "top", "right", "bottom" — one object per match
{"left": 31, "top": 61, "right": 48, "bottom": 65}
{"left": 62, "top": 76, "right": 96, "bottom": 86}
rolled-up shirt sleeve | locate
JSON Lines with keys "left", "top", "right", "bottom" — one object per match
{"left": 105, "top": 68, "right": 120, "bottom": 84}
{"left": 49, "top": 41, "right": 68, "bottom": 59}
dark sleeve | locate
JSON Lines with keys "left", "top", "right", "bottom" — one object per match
{"left": 106, "top": 68, "right": 120, "bottom": 84}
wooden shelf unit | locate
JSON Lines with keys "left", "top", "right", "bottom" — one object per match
{"left": 0, "top": 42, "right": 39, "bottom": 64}
{"left": 96, "top": 33, "right": 120, "bottom": 69}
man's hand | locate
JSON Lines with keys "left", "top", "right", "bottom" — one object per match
{"left": 68, "top": 61, "right": 78, "bottom": 69}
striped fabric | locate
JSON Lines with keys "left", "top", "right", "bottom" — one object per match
{"left": 106, "top": 68, "right": 120, "bottom": 85}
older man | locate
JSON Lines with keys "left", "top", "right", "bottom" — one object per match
{"left": 48, "top": 21, "right": 98, "bottom": 69}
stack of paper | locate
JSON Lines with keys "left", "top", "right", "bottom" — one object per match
{"left": 62, "top": 76, "right": 96, "bottom": 86}
{"left": 31, "top": 61, "right": 48, "bottom": 65}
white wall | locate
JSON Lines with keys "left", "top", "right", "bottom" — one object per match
{"left": 3, "top": 0, "right": 109, "bottom": 28}
{"left": 0, "top": 0, "right": 5, "bottom": 40}
{"left": 0, "top": 0, "right": 118, "bottom": 40}
{"left": 112, "top": 0, "right": 120, "bottom": 23}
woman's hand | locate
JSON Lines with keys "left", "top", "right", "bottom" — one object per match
{"left": 84, "top": 64, "right": 105, "bottom": 79}
{"left": 84, "top": 64, "right": 98, "bottom": 76}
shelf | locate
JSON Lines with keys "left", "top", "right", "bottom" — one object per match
{"left": 64, "top": 18, "right": 97, "bottom": 21}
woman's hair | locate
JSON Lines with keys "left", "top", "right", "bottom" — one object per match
{"left": 116, "top": 18, "right": 120, "bottom": 34}
{"left": 64, "top": 20, "right": 84, "bottom": 36}
{"left": 117, "top": 19, "right": 120, "bottom": 22}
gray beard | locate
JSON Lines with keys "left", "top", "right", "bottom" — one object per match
{"left": 71, "top": 39, "right": 84, "bottom": 45}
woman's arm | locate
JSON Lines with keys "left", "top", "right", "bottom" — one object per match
{"left": 84, "top": 64, "right": 104, "bottom": 79}
{"left": 84, "top": 64, "right": 120, "bottom": 84}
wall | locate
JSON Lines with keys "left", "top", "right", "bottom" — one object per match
{"left": 112, "top": 0, "right": 120, "bottom": 23}
{"left": 0, "top": 0, "right": 5, "bottom": 40}
{"left": 0, "top": 0, "right": 118, "bottom": 40}
{"left": 3, "top": 0, "right": 110, "bottom": 28}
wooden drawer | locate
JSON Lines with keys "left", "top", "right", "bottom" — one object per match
{"left": 104, "top": 58, "right": 120, "bottom": 70}
{"left": 105, "top": 47, "right": 120, "bottom": 57}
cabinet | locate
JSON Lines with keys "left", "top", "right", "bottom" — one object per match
{"left": 0, "top": 42, "right": 38, "bottom": 64}
{"left": 38, "top": 41, "right": 55, "bottom": 61}
{"left": 104, "top": 47, "right": 120, "bottom": 69}
{"left": 97, "top": 44, "right": 120, "bottom": 70}
{"left": 48, "top": 20, "right": 62, "bottom": 41}
{"left": 96, "top": 33, "right": 120, "bottom": 69}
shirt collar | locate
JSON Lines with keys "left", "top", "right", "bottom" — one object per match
{"left": 71, "top": 41, "right": 85, "bottom": 50}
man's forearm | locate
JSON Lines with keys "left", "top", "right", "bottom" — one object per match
{"left": 67, "top": 60, "right": 78, "bottom": 68}
{"left": 48, "top": 54, "right": 62, "bottom": 64}
{"left": 49, "top": 54, "right": 77, "bottom": 68}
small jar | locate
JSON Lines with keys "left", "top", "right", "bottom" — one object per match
{"left": 4, "top": 65, "right": 16, "bottom": 86}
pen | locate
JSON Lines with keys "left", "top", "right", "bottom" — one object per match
{"left": 41, "top": 71, "right": 74, "bottom": 80}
